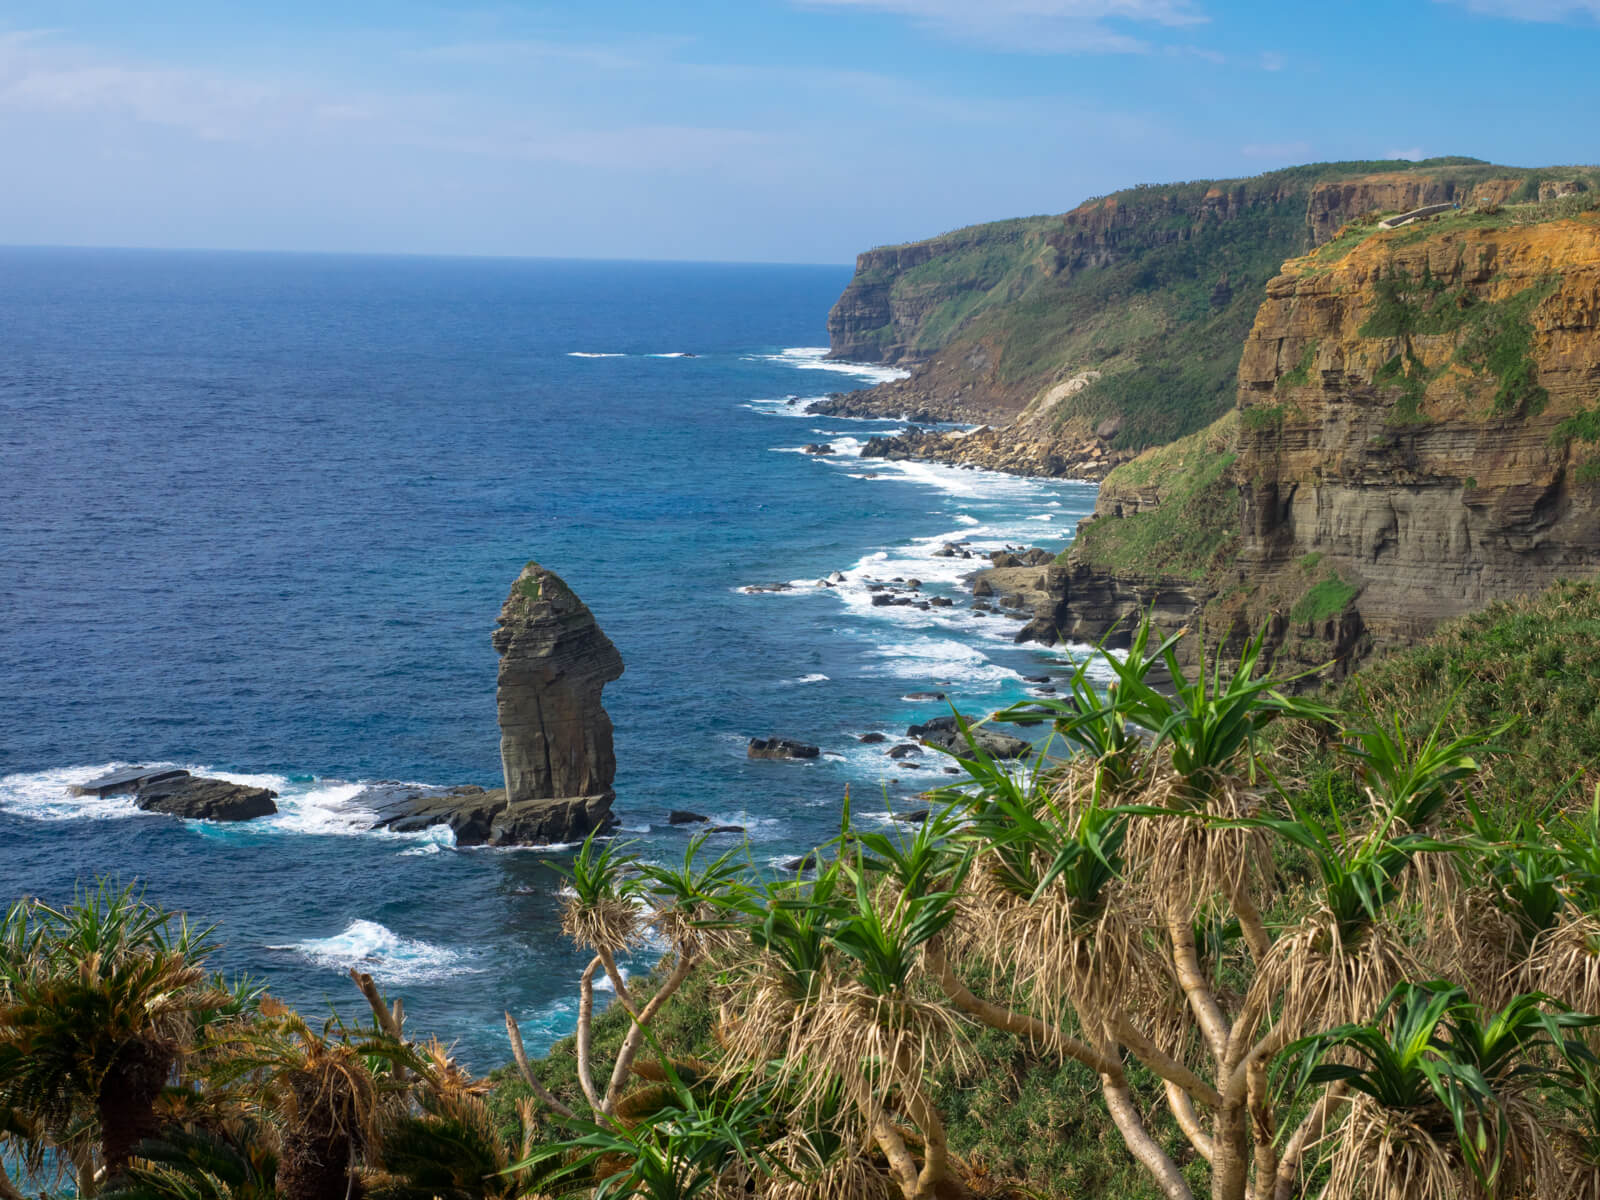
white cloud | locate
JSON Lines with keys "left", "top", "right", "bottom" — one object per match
{"left": 794, "top": 0, "right": 1206, "bottom": 53}
{"left": 1258, "top": 50, "right": 1285, "bottom": 71}
{"left": 1436, "top": 0, "right": 1600, "bottom": 20}
{"left": 0, "top": 30, "right": 772, "bottom": 172}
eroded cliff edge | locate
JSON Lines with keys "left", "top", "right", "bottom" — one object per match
{"left": 1029, "top": 205, "right": 1600, "bottom": 672}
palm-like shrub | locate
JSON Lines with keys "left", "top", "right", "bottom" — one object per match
{"left": 0, "top": 884, "right": 241, "bottom": 1194}
{"left": 210, "top": 1003, "right": 408, "bottom": 1200}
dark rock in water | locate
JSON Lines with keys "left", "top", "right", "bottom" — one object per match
{"left": 943, "top": 767, "right": 962, "bottom": 775}
{"left": 971, "top": 610, "right": 989, "bottom": 618}
{"left": 72, "top": 766, "right": 190, "bottom": 798}
{"left": 898, "top": 762, "right": 924, "bottom": 770}
{"left": 669, "top": 810, "right": 710, "bottom": 825}
{"left": 906, "top": 578, "right": 921, "bottom": 589}
{"left": 888, "top": 743, "right": 922, "bottom": 758}
{"left": 802, "top": 443, "right": 835, "bottom": 455}
{"left": 893, "top": 597, "right": 914, "bottom": 606}
{"left": 1022, "top": 548, "right": 1054, "bottom": 566}
{"left": 930, "top": 596, "right": 954, "bottom": 607}
{"left": 871, "top": 593, "right": 894, "bottom": 607}
{"left": 705, "top": 824, "right": 746, "bottom": 835}
{"left": 782, "top": 853, "right": 820, "bottom": 871}
{"left": 866, "top": 583, "right": 888, "bottom": 592}
{"left": 903, "top": 691, "right": 946, "bottom": 701}
{"left": 1033, "top": 686, "right": 1058, "bottom": 695}
{"left": 972, "top": 578, "right": 995, "bottom": 598}
{"left": 1015, "top": 617, "right": 1060, "bottom": 644}
{"left": 1023, "top": 674, "right": 1052, "bottom": 684}
{"left": 785, "top": 398, "right": 797, "bottom": 406}
{"left": 990, "top": 551, "right": 1023, "bottom": 568}
{"left": 364, "top": 783, "right": 505, "bottom": 845}
{"left": 745, "top": 582, "right": 793, "bottom": 593}
{"left": 748, "top": 737, "right": 820, "bottom": 760}
{"left": 893, "top": 809, "right": 930, "bottom": 824}
{"left": 915, "top": 601, "right": 931, "bottom": 610}
{"left": 859, "top": 732, "right": 888, "bottom": 744}
{"left": 907, "top": 715, "right": 1031, "bottom": 760}
{"left": 493, "top": 562, "right": 626, "bottom": 844}
{"left": 135, "top": 776, "right": 278, "bottom": 823}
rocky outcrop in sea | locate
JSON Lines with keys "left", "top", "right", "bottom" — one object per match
{"left": 491, "top": 562, "right": 626, "bottom": 843}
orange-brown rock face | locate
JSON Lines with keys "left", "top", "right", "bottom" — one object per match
{"left": 1235, "top": 215, "right": 1600, "bottom": 657}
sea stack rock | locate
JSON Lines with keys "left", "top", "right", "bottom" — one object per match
{"left": 491, "top": 562, "right": 625, "bottom": 844}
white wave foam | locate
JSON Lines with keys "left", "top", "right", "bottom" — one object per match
{"left": 755, "top": 346, "right": 910, "bottom": 386}
{"left": 0, "top": 763, "right": 152, "bottom": 822}
{"left": 649, "top": 351, "right": 689, "bottom": 358}
{"left": 864, "top": 635, "right": 1022, "bottom": 687}
{"left": 568, "top": 351, "right": 626, "bottom": 358}
{"left": 275, "top": 919, "right": 481, "bottom": 985}
{"left": 791, "top": 673, "right": 829, "bottom": 685}
{"left": 1028, "top": 513, "right": 1054, "bottom": 521}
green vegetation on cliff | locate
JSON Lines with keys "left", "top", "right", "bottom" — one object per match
{"left": 1329, "top": 577, "right": 1600, "bottom": 800}
{"left": 1064, "top": 411, "right": 1239, "bottom": 579}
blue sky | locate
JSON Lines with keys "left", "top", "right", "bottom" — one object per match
{"left": 0, "top": 1, "right": 1594, "bottom": 262}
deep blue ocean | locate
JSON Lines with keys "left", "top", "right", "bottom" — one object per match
{"left": 0, "top": 248, "right": 1098, "bottom": 1067}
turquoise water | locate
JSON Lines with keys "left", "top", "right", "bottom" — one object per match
{"left": 0, "top": 249, "right": 1099, "bottom": 1066}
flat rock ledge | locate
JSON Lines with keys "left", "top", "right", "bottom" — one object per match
{"left": 72, "top": 768, "right": 279, "bottom": 822}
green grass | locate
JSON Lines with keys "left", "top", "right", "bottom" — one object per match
{"left": 1360, "top": 267, "right": 1559, "bottom": 419}
{"left": 1329, "top": 577, "right": 1600, "bottom": 801}
{"left": 1279, "top": 341, "right": 1318, "bottom": 387}
{"left": 1070, "top": 413, "right": 1239, "bottom": 580}
{"left": 1290, "top": 575, "right": 1360, "bottom": 624}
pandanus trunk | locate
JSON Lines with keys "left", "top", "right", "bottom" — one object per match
{"left": 277, "top": 1127, "right": 356, "bottom": 1200}
{"left": 95, "top": 1042, "right": 173, "bottom": 1181}
{"left": 276, "top": 1081, "right": 360, "bottom": 1200}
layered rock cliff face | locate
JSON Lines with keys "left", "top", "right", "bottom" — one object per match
{"left": 823, "top": 160, "right": 1599, "bottom": 477}
{"left": 1040, "top": 207, "right": 1600, "bottom": 672}
{"left": 492, "top": 562, "right": 625, "bottom": 843}
{"left": 1230, "top": 212, "right": 1600, "bottom": 663}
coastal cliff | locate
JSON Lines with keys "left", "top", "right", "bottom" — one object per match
{"left": 823, "top": 160, "right": 1599, "bottom": 479}
{"left": 1032, "top": 202, "right": 1600, "bottom": 670}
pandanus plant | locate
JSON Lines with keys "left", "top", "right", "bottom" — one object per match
{"left": 0, "top": 883, "right": 244, "bottom": 1195}
{"left": 209, "top": 1003, "right": 412, "bottom": 1200}
{"left": 1286, "top": 980, "right": 1593, "bottom": 1200}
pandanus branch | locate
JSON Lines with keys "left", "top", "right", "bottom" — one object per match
{"left": 925, "top": 938, "right": 1120, "bottom": 1076}
{"left": 601, "top": 951, "right": 700, "bottom": 1116}
{"left": 576, "top": 956, "right": 603, "bottom": 1115}
{"left": 1271, "top": 1082, "right": 1349, "bottom": 1200}
{"left": 504, "top": 1011, "right": 575, "bottom": 1120}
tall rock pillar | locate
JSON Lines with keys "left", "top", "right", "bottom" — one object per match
{"left": 490, "top": 562, "right": 624, "bottom": 844}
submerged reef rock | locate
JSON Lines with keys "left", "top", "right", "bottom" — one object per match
{"left": 492, "top": 562, "right": 625, "bottom": 843}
